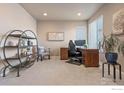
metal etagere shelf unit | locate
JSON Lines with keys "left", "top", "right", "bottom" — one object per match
{"left": 0, "top": 30, "right": 38, "bottom": 77}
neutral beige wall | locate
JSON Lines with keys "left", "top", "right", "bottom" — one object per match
{"left": 37, "top": 21, "right": 87, "bottom": 56}
{"left": 0, "top": 3, "right": 37, "bottom": 34}
{"left": 0, "top": 3, "right": 37, "bottom": 68}
{"left": 88, "top": 3, "right": 124, "bottom": 72}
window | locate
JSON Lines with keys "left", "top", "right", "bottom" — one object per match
{"left": 88, "top": 15, "right": 103, "bottom": 49}
{"left": 76, "top": 26, "right": 87, "bottom": 40}
{"left": 88, "top": 20, "right": 97, "bottom": 48}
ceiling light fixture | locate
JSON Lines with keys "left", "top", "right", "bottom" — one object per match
{"left": 77, "top": 13, "right": 81, "bottom": 16}
{"left": 43, "top": 13, "right": 47, "bottom": 16}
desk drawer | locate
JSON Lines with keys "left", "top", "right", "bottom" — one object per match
{"left": 60, "top": 48, "right": 68, "bottom": 60}
{"left": 83, "top": 49, "right": 99, "bottom": 67}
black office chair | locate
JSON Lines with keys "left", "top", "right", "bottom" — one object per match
{"left": 66, "top": 40, "right": 82, "bottom": 65}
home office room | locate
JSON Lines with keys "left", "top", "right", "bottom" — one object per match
{"left": 0, "top": 1, "right": 124, "bottom": 89}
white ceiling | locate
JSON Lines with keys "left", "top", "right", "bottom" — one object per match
{"left": 21, "top": 3, "right": 104, "bottom": 21}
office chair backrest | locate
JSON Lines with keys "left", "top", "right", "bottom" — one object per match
{"left": 68, "top": 40, "right": 77, "bottom": 53}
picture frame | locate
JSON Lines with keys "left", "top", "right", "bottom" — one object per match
{"left": 112, "top": 8, "right": 124, "bottom": 36}
{"left": 47, "top": 32, "right": 64, "bottom": 41}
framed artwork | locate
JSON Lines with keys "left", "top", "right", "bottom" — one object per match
{"left": 113, "top": 8, "right": 124, "bottom": 35}
{"left": 47, "top": 32, "right": 64, "bottom": 41}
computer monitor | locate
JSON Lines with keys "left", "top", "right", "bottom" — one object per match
{"left": 75, "top": 40, "right": 86, "bottom": 46}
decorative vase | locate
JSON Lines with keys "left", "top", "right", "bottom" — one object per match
{"left": 105, "top": 52, "right": 118, "bottom": 64}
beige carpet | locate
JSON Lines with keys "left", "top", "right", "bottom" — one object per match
{"left": 0, "top": 56, "right": 124, "bottom": 85}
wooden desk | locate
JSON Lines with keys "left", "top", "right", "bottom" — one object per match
{"left": 60, "top": 48, "right": 99, "bottom": 67}
{"left": 80, "top": 49, "right": 99, "bottom": 67}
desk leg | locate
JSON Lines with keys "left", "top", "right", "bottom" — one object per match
{"left": 108, "top": 64, "right": 110, "bottom": 75}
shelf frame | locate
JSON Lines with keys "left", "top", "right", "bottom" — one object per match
{"left": 1, "top": 30, "right": 39, "bottom": 77}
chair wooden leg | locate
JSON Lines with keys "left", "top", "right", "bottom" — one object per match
{"left": 41, "top": 56, "right": 43, "bottom": 61}
{"left": 119, "top": 64, "right": 122, "bottom": 80}
{"left": 108, "top": 64, "right": 110, "bottom": 75}
{"left": 48, "top": 55, "right": 50, "bottom": 59}
{"left": 102, "top": 63, "right": 122, "bottom": 82}
{"left": 102, "top": 63, "right": 104, "bottom": 77}
{"left": 113, "top": 65, "right": 116, "bottom": 81}
{"left": 37, "top": 56, "right": 39, "bottom": 62}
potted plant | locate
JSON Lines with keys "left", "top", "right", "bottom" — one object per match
{"left": 83, "top": 43, "right": 88, "bottom": 49}
{"left": 118, "top": 41, "right": 124, "bottom": 56}
{"left": 102, "top": 34, "right": 120, "bottom": 64}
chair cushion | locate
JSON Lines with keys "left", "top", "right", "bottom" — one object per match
{"left": 38, "top": 46, "right": 45, "bottom": 54}
{"left": 42, "top": 52, "right": 49, "bottom": 56}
